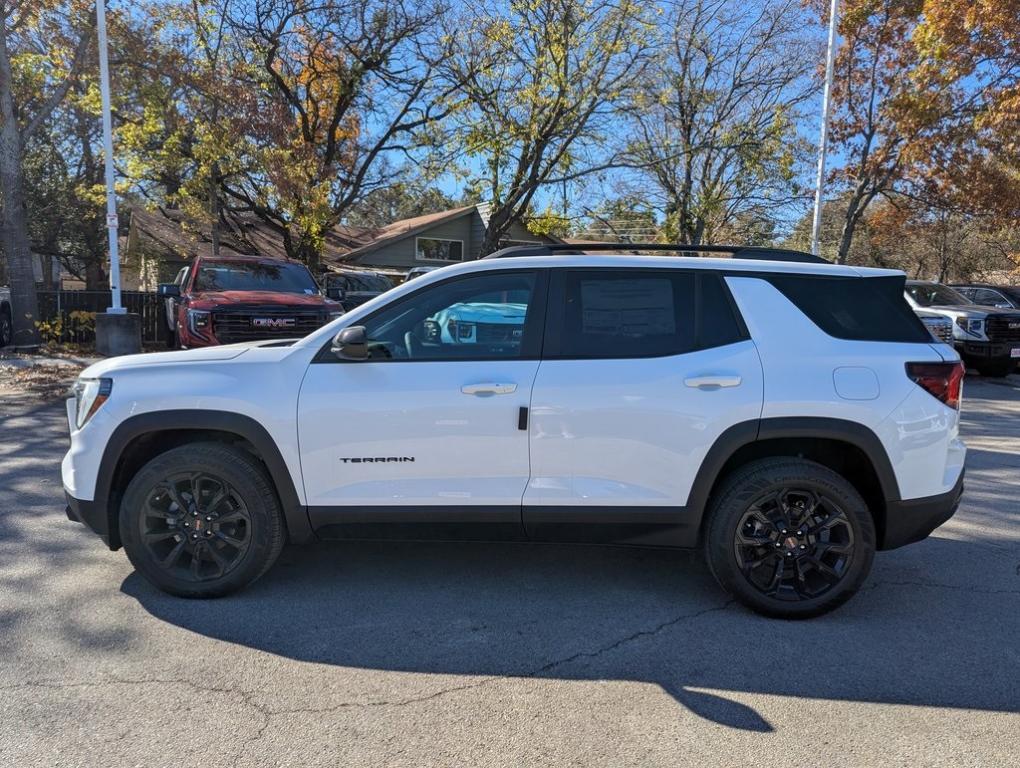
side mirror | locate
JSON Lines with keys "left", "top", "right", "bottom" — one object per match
{"left": 996, "top": 302, "right": 1012, "bottom": 309}
{"left": 326, "top": 286, "right": 345, "bottom": 301}
{"left": 331, "top": 325, "right": 368, "bottom": 360}
{"left": 158, "top": 283, "right": 181, "bottom": 298}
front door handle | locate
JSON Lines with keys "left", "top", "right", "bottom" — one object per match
{"left": 461, "top": 382, "right": 518, "bottom": 395}
{"left": 684, "top": 374, "right": 742, "bottom": 389}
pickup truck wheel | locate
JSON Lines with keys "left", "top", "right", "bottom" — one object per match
{"left": 704, "top": 458, "right": 875, "bottom": 619}
{"left": 120, "top": 442, "right": 285, "bottom": 598}
{"left": 975, "top": 358, "right": 1012, "bottom": 378}
{"left": 0, "top": 306, "right": 11, "bottom": 348}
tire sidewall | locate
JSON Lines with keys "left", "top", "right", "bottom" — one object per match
{"left": 120, "top": 443, "right": 283, "bottom": 597}
{"left": 706, "top": 460, "right": 876, "bottom": 619}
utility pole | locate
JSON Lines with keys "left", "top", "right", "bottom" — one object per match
{"left": 810, "top": 0, "right": 839, "bottom": 258}
{"left": 94, "top": 0, "right": 140, "bottom": 354}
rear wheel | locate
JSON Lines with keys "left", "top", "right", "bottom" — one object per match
{"left": 704, "top": 458, "right": 875, "bottom": 619}
{"left": 120, "top": 442, "right": 285, "bottom": 597}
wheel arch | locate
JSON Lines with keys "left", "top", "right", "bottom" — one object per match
{"left": 691, "top": 417, "right": 900, "bottom": 549}
{"left": 96, "top": 410, "right": 312, "bottom": 550}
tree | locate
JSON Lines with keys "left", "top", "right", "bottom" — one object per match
{"left": 626, "top": 0, "right": 815, "bottom": 246}
{"left": 822, "top": 0, "right": 1019, "bottom": 264}
{"left": 214, "top": 0, "right": 462, "bottom": 271}
{"left": 443, "top": 0, "right": 654, "bottom": 255}
{"left": 0, "top": 0, "right": 93, "bottom": 347}
{"left": 345, "top": 178, "right": 458, "bottom": 228}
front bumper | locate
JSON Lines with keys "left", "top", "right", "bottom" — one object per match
{"left": 958, "top": 340, "right": 1020, "bottom": 359}
{"left": 881, "top": 470, "right": 964, "bottom": 550}
{"left": 65, "top": 491, "right": 113, "bottom": 547}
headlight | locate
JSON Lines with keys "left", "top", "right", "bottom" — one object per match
{"left": 188, "top": 309, "right": 211, "bottom": 333}
{"left": 954, "top": 317, "right": 985, "bottom": 336}
{"left": 328, "top": 311, "right": 344, "bottom": 321}
{"left": 71, "top": 377, "right": 112, "bottom": 429}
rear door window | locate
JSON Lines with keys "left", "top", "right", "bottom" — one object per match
{"left": 545, "top": 270, "right": 697, "bottom": 358}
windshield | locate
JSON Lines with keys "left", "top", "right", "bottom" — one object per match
{"left": 905, "top": 283, "right": 969, "bottom": 307}
{"left": 194, "top": 261, "right": 319, "bottom": 294}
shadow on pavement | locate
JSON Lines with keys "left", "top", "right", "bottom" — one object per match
{"left": 121, "top": 531, "right": 1020, "bottom": 732}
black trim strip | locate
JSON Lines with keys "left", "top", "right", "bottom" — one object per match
{"left": 309, "top": 505, "right": 526, "bottom": 542}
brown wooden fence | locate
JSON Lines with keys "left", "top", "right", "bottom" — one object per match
{"left": 36, "top": 290, "right": 168, "bottom": 345}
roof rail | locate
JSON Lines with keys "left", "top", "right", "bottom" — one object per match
{"left": 483, "top": 242, "right": 829, "bottom": 264}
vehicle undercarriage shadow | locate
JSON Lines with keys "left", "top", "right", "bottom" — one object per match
{"left": 121, "top": 533, "right": 1020, "bottom": 731}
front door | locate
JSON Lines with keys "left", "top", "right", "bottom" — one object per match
{"left": 298, "top": 269, "right": 546, "bottom": 539}
{"left": 523, "top": 268, "right": 764, "bottom": 545}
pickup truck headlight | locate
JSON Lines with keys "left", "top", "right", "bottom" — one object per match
{"left": 954, "top": 317, "right": 985, "bottom": 337}
{"left": 328, "top": 311, "right": 344, "bottom": 321}
{"left": 188, "top": 309, "right": 211, "bottom": 333}
{"left": 71, "top": 377, "right": 112, "bottom": 429}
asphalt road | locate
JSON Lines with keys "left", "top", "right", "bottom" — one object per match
{"left": 1, "top": 374, "right": 1018, "bottom": 767}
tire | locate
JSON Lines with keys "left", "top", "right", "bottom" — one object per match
{"left": 119, "top": 442, "right": 285, "bottom": 598}
{"left": 0, "top": 306, "right": 11, "bottom": 348}
{"left": 704, "top": 458, "right": 876, "bottom": 619}
{"left": 976, "top": 358, "right": 1012, "bottom": 378}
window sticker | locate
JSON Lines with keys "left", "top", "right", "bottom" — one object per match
{"left": 580, "top": 279, "right": 676, "bottom": 336}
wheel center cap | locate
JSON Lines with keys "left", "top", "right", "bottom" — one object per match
{"left": 783, "top": 535, "right": 800, "bottom": 550}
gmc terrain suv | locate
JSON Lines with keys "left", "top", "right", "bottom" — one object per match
{"left": 64, "top": 244, "right": 966, "bottom": 618}
{"left": 160, "top": 255, "right": 344, "bottom": 348}
{"left": 904, "top": 280, "right": 1020, "bottom": 377}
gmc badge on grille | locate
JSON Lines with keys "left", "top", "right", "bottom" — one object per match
{"left": 251, "top": 317, "right": 296, "bottom": 328}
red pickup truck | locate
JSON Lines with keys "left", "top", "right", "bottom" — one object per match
{"left": 158, "top": 256, "right": 344, "bottom": 348}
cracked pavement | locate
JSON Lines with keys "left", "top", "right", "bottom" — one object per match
{"left": 1, "top": 375, "right": 1018, "bottom": 767}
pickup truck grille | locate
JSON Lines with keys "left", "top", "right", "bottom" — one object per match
{"left": 985, "top": 315, "right": 1020, "bottom": 343}
{"left": 212, "top": 309, "right": 327, "bottom": 344}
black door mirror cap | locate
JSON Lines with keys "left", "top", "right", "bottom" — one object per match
{"left": 157, "top": 283, "right": 181, "bottom": 298}
{"left": 331, "top": 325, "right": 369, "bottom": 360}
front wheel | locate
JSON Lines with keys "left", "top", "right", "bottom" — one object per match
{"left": 704, "top": 458, "right": 875, "bottom": 619}
{"left": 120, "top": 442, "right": 285, "bottom": 597}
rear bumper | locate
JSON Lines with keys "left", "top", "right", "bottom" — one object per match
{"left": 65, "top": 491, "right": 114, "bottom": 548}
{"left": 881, "top": 470, "right": 964, "bottom": 550}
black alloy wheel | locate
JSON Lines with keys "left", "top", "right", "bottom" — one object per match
{"left": 139, "top": 471, "right": 253, "bottom": 582}
{"left": 733, "top": 487, "right": 855, "bottom": 601}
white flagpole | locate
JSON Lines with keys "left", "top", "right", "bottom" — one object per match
{"left": 811, "top": 0, "right": 839, "bottom": 258}
{"left": 96, "top": 0, "right": 124, "bottom": 312}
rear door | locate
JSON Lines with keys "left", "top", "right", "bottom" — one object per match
{"left": 523, "top": 268, "right": 763, "bottom": 545}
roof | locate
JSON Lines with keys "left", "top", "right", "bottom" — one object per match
{"left": 128, "top": 207, "right": 367, "bottom": 263}
{"left": 400, "top": 253, "right": 901, "bottom": 278}
{"left": 338, "top": 205, "right": 477, "bottom": 260}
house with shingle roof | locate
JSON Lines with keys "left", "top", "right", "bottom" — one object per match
{"left": 122, "top": 203, "right": 557, "bottom": 289}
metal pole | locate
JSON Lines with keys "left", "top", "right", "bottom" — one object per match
{"left": 96, "top": 0, "right": 124, "bottom": 313}
{"left": 810, "top": 0, "right": 839, "bottom": 257}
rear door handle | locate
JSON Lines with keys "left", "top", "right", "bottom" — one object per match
{"left": 461, "top": 382, "right": 518, "bottom": 395}
{"left": 684, "top": 375, "right": 742, "bottom": 389}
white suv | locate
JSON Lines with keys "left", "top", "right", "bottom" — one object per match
{"left": 63, "top": 245, "right": 966, "bottom": 618}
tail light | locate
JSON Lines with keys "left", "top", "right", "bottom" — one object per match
{"left": 906, "top": 361, "right": 965, "bottom": 410}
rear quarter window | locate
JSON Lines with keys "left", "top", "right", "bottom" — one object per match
{"left": 766, "top": 274, "right": 931, "bottom": 343}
